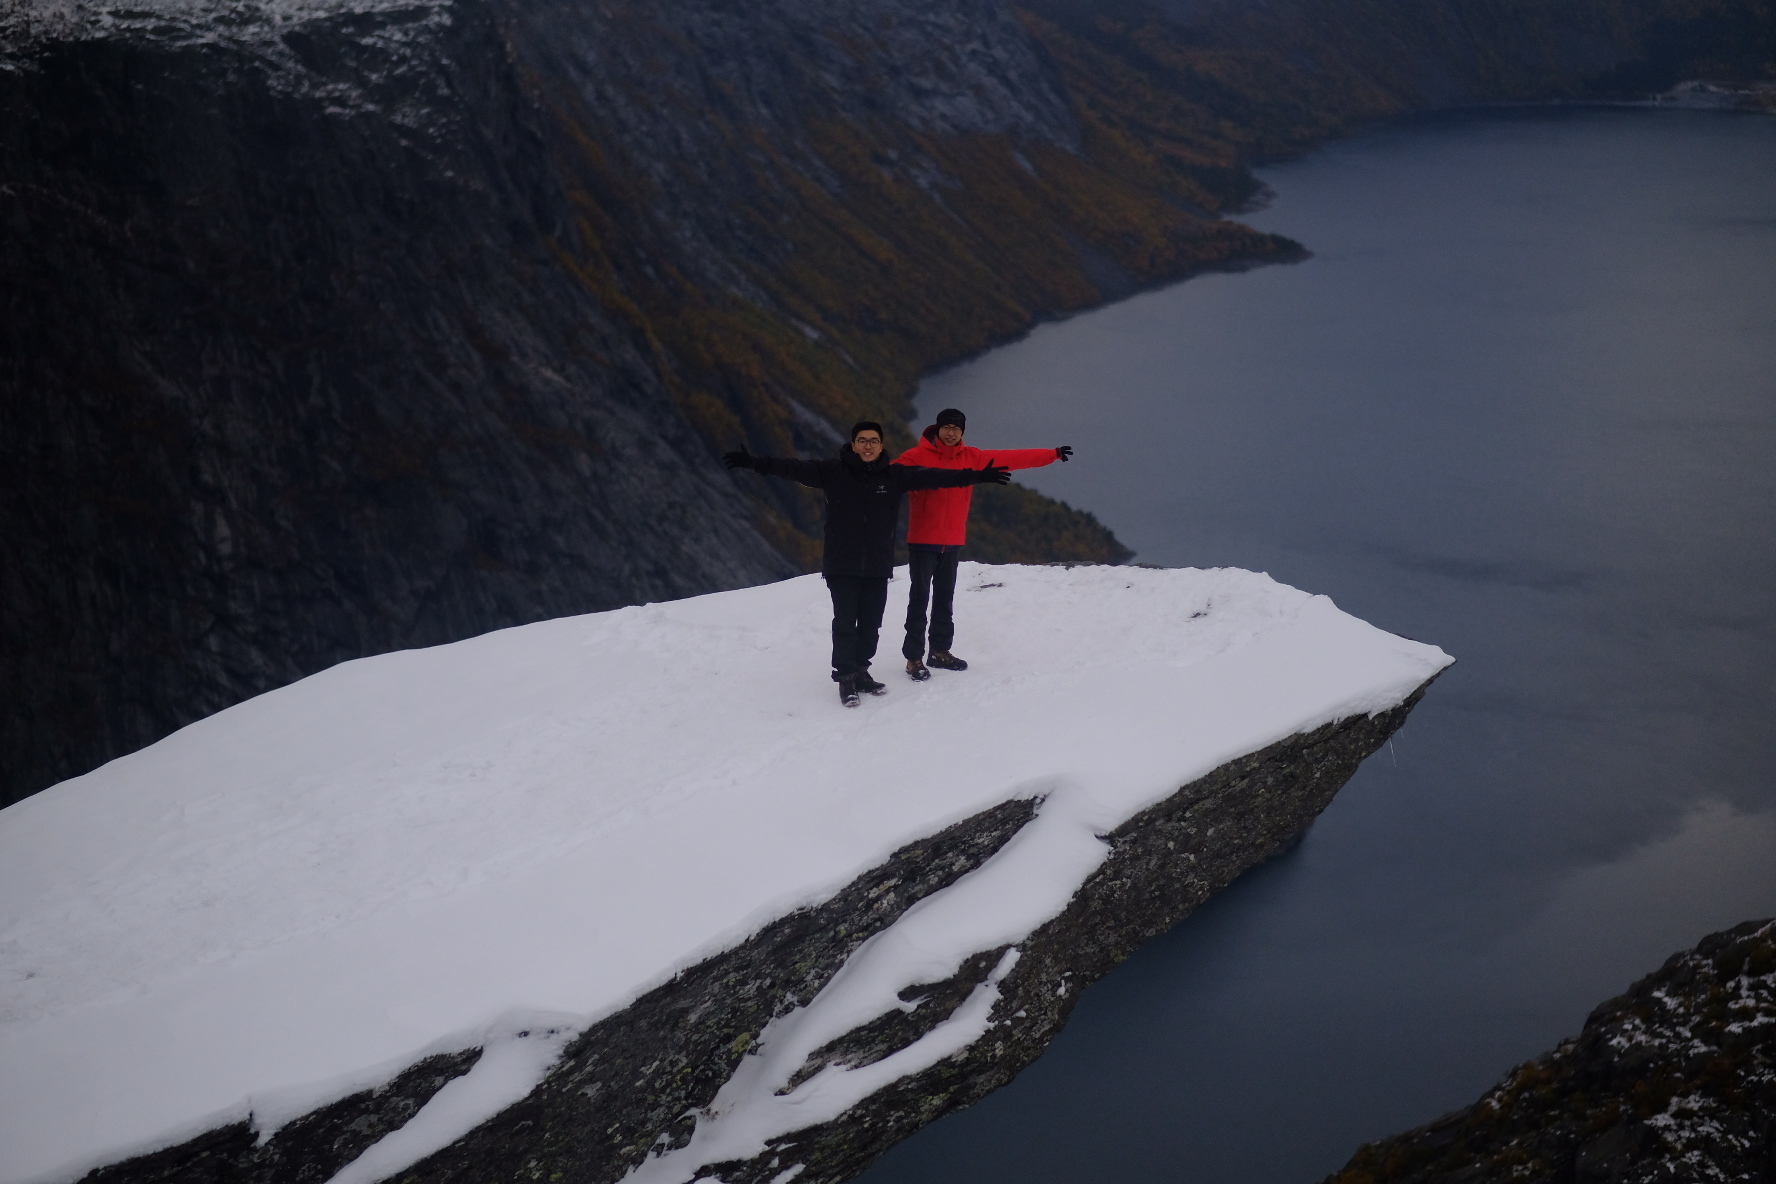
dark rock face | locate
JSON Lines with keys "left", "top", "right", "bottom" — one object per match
{"left": 80, "top": 680, "right": 1435, "bottom": 1184}
{"left": 0, "top": 0, "right": 802, "bottom": 805}
{"left": 1325, "top": 918, "right": 1776, "bottom": 1184}
{"left": 82, "top": 1050, "right": 485, "bottom": 1184}
{"left": 1, "top": 0, "right": 1148, "bottom": 807}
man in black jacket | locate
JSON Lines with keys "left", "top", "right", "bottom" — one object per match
{"left": 725, "top": 422, "right": 1008, "bottom": 707}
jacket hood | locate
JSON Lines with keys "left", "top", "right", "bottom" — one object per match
{"left": 837, "top": 442, "right": 890, "bottom": 472}
{"left": 912, "top": 428, "right": 963, "bottom": 460}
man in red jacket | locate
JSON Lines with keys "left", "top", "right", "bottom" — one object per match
{"left": 892, "top": 407, "right": 1072, "bottom": 680}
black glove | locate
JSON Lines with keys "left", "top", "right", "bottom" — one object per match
{"left": 975, "top": 461, "right": 1011, "bottom": 486}
{"left": 723, "top": 447, "right": 755, "bottom": 471}
{"left": 1056, "top": 445, "right": 1073, "bottom": 462}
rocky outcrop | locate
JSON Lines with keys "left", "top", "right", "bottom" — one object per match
{"left": 73, "top": 678, "right": 1438, "bottom": 1184}
{"left": 1656, "top": 78, "right": 1776, "bottom": 111}
{"left": 1325, "top": 917, "right": 1776, "bottom": 1184}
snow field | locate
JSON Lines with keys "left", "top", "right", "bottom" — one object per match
{"left": 0, "top": 564, "right": 1451, "bottom": 1184}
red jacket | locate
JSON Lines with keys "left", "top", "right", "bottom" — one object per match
{"left": 892, "top": 427, "right": 1059, "bottom": 546}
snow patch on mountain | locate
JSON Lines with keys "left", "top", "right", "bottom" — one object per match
{"left": 0, "top": 0, "right": 442, "bottom": 54}
{"left": 0, "top": 564, "right": 1450, "bottom": 1184}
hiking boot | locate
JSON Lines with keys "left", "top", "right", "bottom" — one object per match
{"left": 927, "top": 650, "right": 969, "bottom": 671}
{"left": 905, "top": 659, "right": 931, "bottom": 682}
{"left": 855, "top": 671, "right": 888, "bottom": 696}
{"left": 838, "top": 676, "right": 861, "bottom": 708}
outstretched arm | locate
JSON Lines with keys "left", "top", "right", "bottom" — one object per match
{"left": 893, "top": 462, "right": 1009, "bottom": 491}
{"left": 977, "top": 446, "right": 1070, "bottom": 471}
{"left": 724, "top": 448, "right": 828, "bottom": 489}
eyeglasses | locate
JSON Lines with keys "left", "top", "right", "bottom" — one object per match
{"left": 854, "top": 437, "right": 882, "bottom": 445}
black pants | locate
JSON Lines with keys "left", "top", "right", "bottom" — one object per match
{"left": 826, "top": 575, "right": 889, "bottom": 680}
{"left": 902, "top": 546, "right": 960, "bottom": 661}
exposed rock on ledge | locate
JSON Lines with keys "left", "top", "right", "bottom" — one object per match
{"left": 1325, "top": 918, "right": 1776, "bottom": 1184}
{"left": 86, "top": 686, "right": 1436, "bottom": 1184}
{"left": 1655, "top": 79, "right": 1776, "bottom": 112}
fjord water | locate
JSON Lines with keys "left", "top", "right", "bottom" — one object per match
{"left": 864, "top": 108, "right": 1776, "bottom": 1183}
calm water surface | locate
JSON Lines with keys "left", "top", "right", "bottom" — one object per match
{"left": 859, "top": 107, "right": 1776, "bottom": 1183}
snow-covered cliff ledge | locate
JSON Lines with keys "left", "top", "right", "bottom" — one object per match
{"left": 0, "top": 564, "right": 1451, "bottom": 1184}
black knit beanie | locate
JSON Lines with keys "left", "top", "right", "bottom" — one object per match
{"left": 934, "top": 408, "right": 966, "bottom": 431}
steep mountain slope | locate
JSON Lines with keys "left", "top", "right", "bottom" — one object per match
{"left": 2, "top": 0, "right": 1160, "bottom": 805}
{"left": 3, "top": 0, "right": 1769, "bottom": 804}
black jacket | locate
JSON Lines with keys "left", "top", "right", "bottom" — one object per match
{"left": 753, "top": 445, "right": 982, "bottom": 577}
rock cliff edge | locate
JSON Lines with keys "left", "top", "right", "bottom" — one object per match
{"left": 0, "top": 564, "right": 1452, "bottom": 1184}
